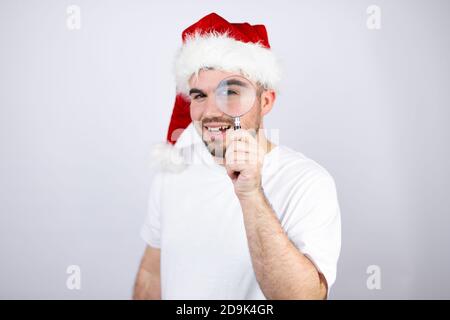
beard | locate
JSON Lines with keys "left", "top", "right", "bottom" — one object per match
{"left": 200, "top": 120, "right": 261, "bottom": 159}
{"left": 205, "top": 139, "right": 226, "bottom": 158}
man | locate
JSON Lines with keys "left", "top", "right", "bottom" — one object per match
{"left": 133, "top": 13, "right": 341, "bottom": 300}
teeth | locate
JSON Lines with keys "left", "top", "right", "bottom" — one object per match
{"left": 206, "top": 126, "right": 230, "bottom": 132}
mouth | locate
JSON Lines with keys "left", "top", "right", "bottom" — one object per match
{"left": 202, "top": 123, "right": 232, "bottom": 140}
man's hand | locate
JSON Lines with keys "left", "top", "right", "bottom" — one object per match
{"left": 224, "top": 129, "right": 268, "bottom": 199}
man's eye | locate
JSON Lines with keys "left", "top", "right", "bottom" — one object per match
{"left": 193, "top": 94, "right": 206, "bottom": 100}
{"left": 217, "top": 89, "right": 238, "bottom": 97}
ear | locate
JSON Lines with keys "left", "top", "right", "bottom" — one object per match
{"left": 260, "top": 89, "right": 276, "bottom": 117}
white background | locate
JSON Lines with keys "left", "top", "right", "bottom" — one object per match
{"left": 0, "top": 0, "right": 449, "bottom": 299}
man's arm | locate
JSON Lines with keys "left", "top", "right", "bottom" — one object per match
{"left": 133, "top": 245, "right": 161, "bottom": 300}
{"left": 223, "top": 129, "right": 328, "bottom": 299}
{"left": 239, "top": 189, "right": 328, "bottom": 300}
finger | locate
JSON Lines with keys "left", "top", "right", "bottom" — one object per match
{"left": 225, "top": 161, "right": 248, "bottom": 175}
{"left": 225, "top": 148, "right": 247, "bottom": 164}
{"left": 225, "top": 129, "right": 255, "bottom": 148}
{"left": 230, "top": 140, "right": 257, "bottom": 154}
{"left": 225, "top": 141, "right": 256, "bottom": 164}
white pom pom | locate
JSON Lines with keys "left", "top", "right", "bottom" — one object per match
{"left": 150, "top": 142, "right": 187, "bottom": 173}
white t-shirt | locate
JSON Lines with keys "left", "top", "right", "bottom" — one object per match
{"left": 140, "top": 123, "right": 341, "bottom": 299}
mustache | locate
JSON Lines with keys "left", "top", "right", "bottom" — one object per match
{"left": 201, "top": 117, "right": 233, "bottom": 126}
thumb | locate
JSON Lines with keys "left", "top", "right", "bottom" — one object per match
{"left": 226, "top": 166, "right": 238, "bottom": 182}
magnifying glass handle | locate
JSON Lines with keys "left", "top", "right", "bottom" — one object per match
{"left": 233, "top": 117, "right": 241, "bottom": 130}
{"left": 232, "top": 117, "right": 242, "bottom": 180}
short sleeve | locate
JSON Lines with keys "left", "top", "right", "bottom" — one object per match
{"left": 286, "top": 172, "right": 342, "bottom": 291}
{"left": 140, "top": 172, "right": 164, "bottom": 248}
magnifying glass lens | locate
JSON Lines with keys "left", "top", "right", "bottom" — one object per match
{"left": 215, "top": 76, "right": 256, "bottom": 118}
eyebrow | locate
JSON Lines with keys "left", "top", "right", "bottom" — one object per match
{"left": 189, "top": 88, "right": 205, "bottom": 96}
{"left": 221, "top": 79, "right": 249, "bottom": 87}
{"left": 189, "top": 79, "right": 249, "bottom": 96}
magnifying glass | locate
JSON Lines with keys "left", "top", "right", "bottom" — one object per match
{"left": 214, "top": 75, "right": 257, "bottom": 130}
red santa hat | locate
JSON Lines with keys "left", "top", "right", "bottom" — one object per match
{"left": 166, "top": 12, "right": 281, "bottom": 145}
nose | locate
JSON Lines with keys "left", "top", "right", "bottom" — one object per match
{"left": 203, "top": 94, "right": 224, "bottom": 116}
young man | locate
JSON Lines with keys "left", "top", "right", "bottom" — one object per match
{"left": 133, "top": 13, "right": 341, "bottom": 300}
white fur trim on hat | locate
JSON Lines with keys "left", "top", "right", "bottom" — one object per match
{"left": 174, "top": 32, "right": 281, "bottom": 95}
